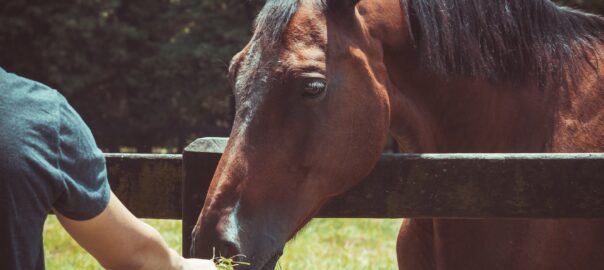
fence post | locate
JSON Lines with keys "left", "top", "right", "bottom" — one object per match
{"left": 181, "top": 137, "right": 227, "bottom": 257}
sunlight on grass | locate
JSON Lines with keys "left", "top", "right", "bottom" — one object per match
{"left": 43, "top": 216, "right": 401, "bottom": 269}
{"left": 278, "top": 219, "right": 401, "bottom": 270}
{"left": 43, "top": 215, "right": 102, "bottom": 270}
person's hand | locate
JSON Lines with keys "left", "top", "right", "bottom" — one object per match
{"left": 181, "top": 258, "right": 217, "bottom": 270}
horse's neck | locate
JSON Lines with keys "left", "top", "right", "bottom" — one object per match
{"left": 383, "top": 46, "right": 554, "bottom": 153}
{"left": 384, "top": 45, "right": 604, "bottom": 153}
{"left": 359, "top": 0, "right": 604, "bottom": 153}
{"left": 549, "top": 45, "right": 604, "bottom": 152}
{"left": 359, "top": 0, "right": 552, "bottom": 153}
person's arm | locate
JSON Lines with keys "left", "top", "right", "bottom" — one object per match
{"left": 55, "top": 192, "right": 215, "bottom": 270}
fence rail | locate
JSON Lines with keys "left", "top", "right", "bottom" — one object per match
{"left": 105, "top": 153, "right": 182, "bottom": 219}
{"left": 103, "top": 137, "right": 604, "bottom": 257}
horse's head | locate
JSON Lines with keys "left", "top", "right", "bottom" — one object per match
{"left": 192, "top": 0, "right": 406, "bottom": 268}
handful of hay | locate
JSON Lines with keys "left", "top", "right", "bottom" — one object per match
{"left": 213, "top": 255, "right": 250, "bottom": 270}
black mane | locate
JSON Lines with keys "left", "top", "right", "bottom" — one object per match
{"left": 401, "top": 0, "right": 604, "bottom": 87}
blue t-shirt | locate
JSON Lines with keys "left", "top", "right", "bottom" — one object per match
{"left": 0, "top": 67, "right": 111, "bottom": 269}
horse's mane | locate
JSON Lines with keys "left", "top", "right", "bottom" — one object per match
{"left": 401, "top": 0, "right": 604, "bottom": 87}
{"left": 255, "top": 0, "right": 604, "bottom": 88}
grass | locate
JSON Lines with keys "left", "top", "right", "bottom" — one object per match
{"left": 43, "top": 216, "right": 402, "bottom": 270}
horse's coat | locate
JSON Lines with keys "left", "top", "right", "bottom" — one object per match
{"left": 193, "top": 1, "right": 604, "bottom": 269}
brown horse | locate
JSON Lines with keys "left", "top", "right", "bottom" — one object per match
{"left": 192, "top": 0, "right": 604, "bottom": 269}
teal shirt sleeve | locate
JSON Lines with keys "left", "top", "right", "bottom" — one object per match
{"left": 51, "top": 94, "right": 111, "bottom": 220}
{"left": 0, "top": 67, "right": 111, "bottom": 269}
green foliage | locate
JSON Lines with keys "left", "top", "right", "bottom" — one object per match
{"left": 1, "top": 0, "right": 602, "bottom": 152}
{"left": 0, "top": 0, "right": 263, "bottom": 152}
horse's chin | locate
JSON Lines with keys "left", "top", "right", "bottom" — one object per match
{"left": 253, "top": 251, "right": 282, "bottom": 270}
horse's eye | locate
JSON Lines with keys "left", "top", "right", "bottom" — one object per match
{"left": 301, "top": 79, "right": 327, "bottom": 98}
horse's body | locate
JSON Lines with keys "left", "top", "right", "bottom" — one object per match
{"left": 192, "top": 0, "right": 604, "bottom": 269}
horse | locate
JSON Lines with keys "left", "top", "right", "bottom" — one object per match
{"left": 191, "top": 0, "right": 604, "bottom": 269}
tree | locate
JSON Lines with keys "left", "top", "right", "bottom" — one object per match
{"left": 0, "top": 0, "right": 602, "bottom": 152}
{"left": 0, "top": 0, "right": 262, "bottom": 152}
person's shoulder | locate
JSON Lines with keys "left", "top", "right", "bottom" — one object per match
{"left": 0, "top": 67, "right": 65, "bottom": 108}
{"left": 0, "top": 67, "right": 68, "bottom": 159}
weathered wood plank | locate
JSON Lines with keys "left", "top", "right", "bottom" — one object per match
{"left": 183, "top": 138, "right": 604, "bottom": 219}
{"left": 105, "top": 153, "right": 182, "bottom": 219}
{"left": 319, "top": 153, "right": 604, "bottom": 218}
{"left": 105, "top": 142, "right": 604, "bottom": 221}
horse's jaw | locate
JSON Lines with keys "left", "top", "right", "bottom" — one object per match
{"left": 260, "top": 252, "right": 282, "bottom": 270}
{"left": 238, "top": 249, "right": 283, "bottom": 270}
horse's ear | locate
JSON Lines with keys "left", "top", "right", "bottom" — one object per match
{"left": 327, "top": 0, "right": 361, "bottom": 15}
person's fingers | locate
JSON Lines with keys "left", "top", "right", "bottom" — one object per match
{"left": 182, "top": 258, "right": 217, "bottom": 270}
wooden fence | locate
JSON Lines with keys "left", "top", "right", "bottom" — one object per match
{"left": 104, "top": 137, "right": 604, "bottom": 257}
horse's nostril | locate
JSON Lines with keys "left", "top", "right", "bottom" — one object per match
{"left": 216, "top": 239, "right": 240, "bottom": 258}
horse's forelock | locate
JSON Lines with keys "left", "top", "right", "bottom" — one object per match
{"left": 253, "top": 0, "right": 300, "bottom": 48}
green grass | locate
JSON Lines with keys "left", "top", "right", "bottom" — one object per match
{"left": 278, "top": 219, "right": 401, "bottom": 270}
{"left": 43, "top": 216, "right": 401, "bottom": 270}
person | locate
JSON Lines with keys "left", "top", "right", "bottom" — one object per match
{"left": 0, "top": 66, "right": 216, "bottom": 270}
